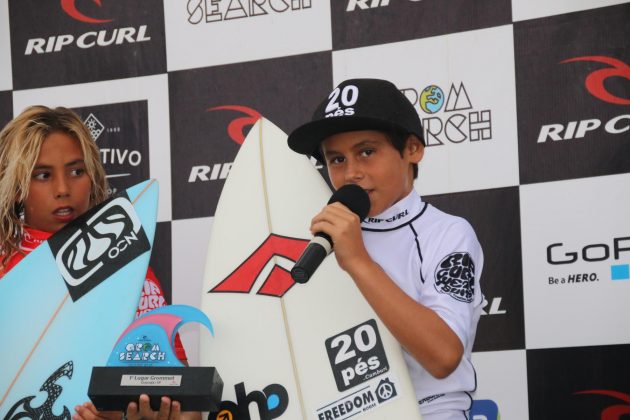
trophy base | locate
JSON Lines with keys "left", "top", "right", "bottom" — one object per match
{"left": 88, "top": 366, "right": 223, "bottom": 412}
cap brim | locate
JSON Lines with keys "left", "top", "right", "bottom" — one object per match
{"left": 287, "top": 116, "right": 405, "bottom": 160}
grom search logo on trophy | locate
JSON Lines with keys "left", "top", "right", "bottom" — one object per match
{"left": 89, "top": 305, "right": 223, "bottom": 411}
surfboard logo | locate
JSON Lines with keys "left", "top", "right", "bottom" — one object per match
{"left": 212, "top": 382, "right": 289, "bottom": 420}
{"left": 209, "top": 234, "right": 309, "bottom": 297}
{"left": 325, "top": 319, "right": 391, "bottom": 392}
{"left": 315, "top": 376, "right": 399, "bottom": 420}
{"left": 49, "top": 195, "right": 151, "bottom": 301}
{"left": 4, "top": 361, "right": 74, "bottom": 420}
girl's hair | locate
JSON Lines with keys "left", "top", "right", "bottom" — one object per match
{"left": 0, "top": 105, "right": 109, "bottom": 265}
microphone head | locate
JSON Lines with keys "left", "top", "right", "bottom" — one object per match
{"left": 328, "top": 184, "right": 371, "bottom": 221}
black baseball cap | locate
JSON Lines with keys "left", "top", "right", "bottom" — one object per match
{"left": 288, "top": 78, "right": 424, "bottom": 162}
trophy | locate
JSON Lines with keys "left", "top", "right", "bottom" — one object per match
{"left": 88, "top": 305, "right": 223, "bottom": 412}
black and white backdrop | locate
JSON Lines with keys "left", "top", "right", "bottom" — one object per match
{"left": 1, "top": 1, "right": 629, "bottom": 418}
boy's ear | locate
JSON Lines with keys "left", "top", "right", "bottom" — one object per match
{"left": 406, "top": 135, "right": 424, "bottom": 163}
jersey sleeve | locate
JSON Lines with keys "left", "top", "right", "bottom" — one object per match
{"left": 136, "top": 266, "right": 189, "bottom": 364}
{"left": 419, "top": 218, "right": 484, "bottom": 348}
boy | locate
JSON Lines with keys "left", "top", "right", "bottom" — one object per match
{"left": 287, "top": 79, "right": 484, "bottom": 420}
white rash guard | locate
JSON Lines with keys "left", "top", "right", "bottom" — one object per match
{"left": 360, "top": 189, "right": 484, "bottom": 419}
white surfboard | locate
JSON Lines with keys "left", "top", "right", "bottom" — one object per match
{"left": 199, "top": 118, "right": 421, "bottom": 420}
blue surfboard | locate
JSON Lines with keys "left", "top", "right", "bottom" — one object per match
{"left": 0, "top": 179, "right": 158, "bottom": 419}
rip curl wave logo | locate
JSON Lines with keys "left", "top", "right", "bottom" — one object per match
{"left": 575, "top": 390, "right": 630, "bottom": 420}
{"left": 561, "top": 56, "right": 630, "bottom": 105}
{"left": 50, "top": 195, "right": 150, "bottom": 301}
{"left": 4, "top": 361, "right": 74, "bottom": 420}
{"left": 61, "top": 0, "right": 113, "bottom": 24}
{"left": 206, "top": 105, "right": 262, "bottom": 145}
{"left": 434, "top": 252, "right": 475, "bottom": 302}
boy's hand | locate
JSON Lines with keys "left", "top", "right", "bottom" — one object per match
{"left": 73, "top": 402, "right": 122, "bottom": 420}
{"left": 125, "top": 394, "right": 175, "bottom": 420}
{"left": 310, "top": 202, "right": 371, "bottom": 273}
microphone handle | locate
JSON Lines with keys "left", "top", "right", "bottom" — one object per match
{"left": 291, "top": 233, "right": 332, "bottom": 283}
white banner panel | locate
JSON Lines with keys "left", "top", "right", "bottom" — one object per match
{"left": 511, "top": 0, "right": 628, "bottom": 22}
{"left": 164, "top": 0, "right": 331, "bottom": 71}
{"left": 13, "top": 75, "right": 173, "bottom": 222}
{"left": 520, "top": 173, "right": 630, "bottom": 349}
{"left": 332, "top": 25, "right": 520, "bottom": 196}
{"left": 0, "top": 0, "right": 11, "bottom": 90}
{"left": 471, "top": 350, "right": 529, "bottom": 420}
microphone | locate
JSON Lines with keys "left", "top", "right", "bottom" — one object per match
{"left": 291, "top": 184, "right": 370, "bottom": 284}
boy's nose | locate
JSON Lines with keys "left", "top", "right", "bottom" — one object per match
{"left": 344, "top": 159, "right": 364, "bottom": 182}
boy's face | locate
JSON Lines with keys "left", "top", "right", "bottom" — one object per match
{"left": 24, "top": 131, "right": 92, "bottom": 233}
{"left": 321, "top": 130, "right": 424, "bottom": 217}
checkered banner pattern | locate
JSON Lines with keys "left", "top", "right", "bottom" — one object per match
{"left": 1, "top": 1, "right": 629, "bottom": 419}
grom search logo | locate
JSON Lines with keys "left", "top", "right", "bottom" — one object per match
{"left": 402, "top": 82, "right": 493, "bottom": 147}
{"left": 49, "top": 195, "right": 150, "bottom": 302}
{"left": 186, "top": 0, "right": 312, "bottom": 24}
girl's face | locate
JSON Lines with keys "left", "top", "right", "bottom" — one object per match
{"left": 23, "top": 131, "right": 92, "bottom": 233}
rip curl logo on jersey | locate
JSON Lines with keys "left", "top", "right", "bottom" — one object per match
{"left": 4, "top": 361, "right": 73, "bottom": 420}
{"left": 560, "top": 56, "right": 630, "bottom": 105}
{"left": 402, "top": 82, "right": 492, "bottom": 147}
{"left": 61, "top": 0, "right": 113, "bottom": 24}
{"left": 209, "top": 234, "right": 309, "bottom": 297}
{"left": 434, "top": 252, "right": 475, "bottom": 302}
{"left": 574, "top": 390, "right": 630, "bottom": 419}
{"left": 49, "top": 195, "right": 150, "bottom": 302}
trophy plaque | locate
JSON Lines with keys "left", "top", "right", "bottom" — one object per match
{"left": 88, "top": 305, "right": 222, "bottom": 412}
